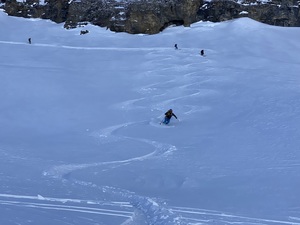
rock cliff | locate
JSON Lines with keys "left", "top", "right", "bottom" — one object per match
{"left": 1, "top": 0, "right": 299, "bottom": 34}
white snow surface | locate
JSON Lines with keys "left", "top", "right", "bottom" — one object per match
{"left": 1, "top": 9, "right": 300, "bottom": 225}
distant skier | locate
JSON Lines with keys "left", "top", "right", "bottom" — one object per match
{"left": 174, "top": 44, "right": 178, "bottom": 50}
{"left": 161, "top": 109, "right": 178, "bottom": 125}
{"left": 200, "top": 49, "right": 204, "bottom": 56}
{"left": 28, "top": 38, "right": 31, "bottom": 44}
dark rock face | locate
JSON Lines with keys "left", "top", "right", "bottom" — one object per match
{"left": 64, "top": 0, "right": 203, "bottom": 34}
{"left": 197, "top": 0, "right": 300, "bottom": 27}
{"left": 1, "top": 0, "right": 300, "bottom": 34}
{"left": 3, "top": 0, "right": 69, "bottom": 23}
{"left": 65, "top": 0, "right": 114, "bottom": 29}
{"left": 123, "top": 0, "right": 203, "bottom": 34}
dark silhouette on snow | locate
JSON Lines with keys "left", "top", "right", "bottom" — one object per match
{"left": 161, "top": 109, "right": 178, "bottom": 125}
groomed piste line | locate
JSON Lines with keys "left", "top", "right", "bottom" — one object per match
{"left": 1, "top": 194, "right": 300, "bottom": 225}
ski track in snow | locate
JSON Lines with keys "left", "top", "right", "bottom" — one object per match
{"left": 36, "top": 42, "right": 216, "bottom": 225}
{"left": 0, "top": 40, "right": 193, "bottom": 51}
{"left": 44, "top": 121, "right": 177, "bottom": 180}
{"left": 2, "top": 40, "right": 298, "bottom": 224}
{"left": 31, "top": 43, "right": 209, "bottom": 224}
{"left": 43, "top": 120, "right": 181, "bottom": 225}
{"left": 39, "top": 52, "right": 285, "bottom": 224}
{"left": 0, "top": 193, "right": 299, "bottom": 225}
{"left": 0, "top": 40, "right": 200, "bottom": 224}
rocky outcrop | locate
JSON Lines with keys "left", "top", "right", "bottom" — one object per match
{"left": 197, "top": 0, "right": 300, "bottom": 27}
{"left": 2, "top": 0, "right": 69, "bottom": 23}
{"left": 1, "top": 0, "right": 300, "bottom": 34}
{"left": 64, "top": 0, "right": 203, "bottom": 34}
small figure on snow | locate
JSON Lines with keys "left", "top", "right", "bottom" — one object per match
{"left": 162, "top": 109, "right": 178, "bottom": 125}
{"left": 80, "top": 30, "right": 89, "bottom": 35}
{"left": 28, "top": 38, "right": 31, "bottom": 44}
{"left": 174, "top": 44, "right": 178, "bottom": 50}
{"left": 200, "top": 49, "right": 204, "bottom": 56}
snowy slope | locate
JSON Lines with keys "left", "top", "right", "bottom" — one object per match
{"left": 1, "top": 9, "right": 300, "bottom": 225}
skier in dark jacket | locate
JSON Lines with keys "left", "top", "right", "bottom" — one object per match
{"left": 162, "top": 109, "right": 178, "bottom": 124}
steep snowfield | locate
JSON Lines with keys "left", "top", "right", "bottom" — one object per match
{"left": 1, "top": 9, "right": 300, "bottom": 225}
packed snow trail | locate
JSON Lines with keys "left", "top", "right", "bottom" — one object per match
{"left": 43, "top": 121, "right": 182, "bottom": 224}
{"left": 1, "top": 193, "right": 300, "bottom": 225}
